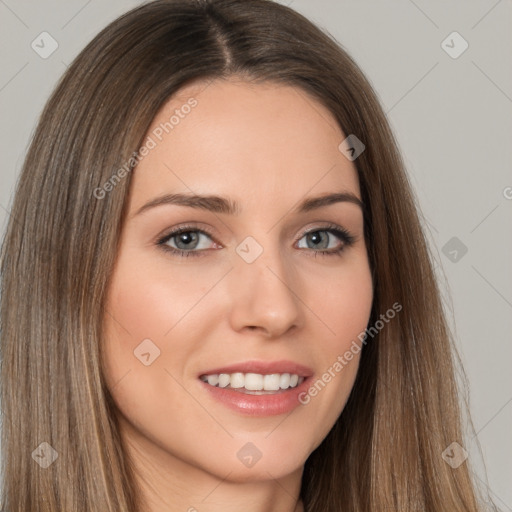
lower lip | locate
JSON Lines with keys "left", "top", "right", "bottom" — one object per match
{"left": 199, "top": 377, "right": 311, "bottom": 416}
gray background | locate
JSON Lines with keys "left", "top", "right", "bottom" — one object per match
{"left": 0, "top": 0, "right": 511, "bottom": 508}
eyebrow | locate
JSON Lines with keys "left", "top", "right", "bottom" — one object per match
{"left": 133, "top": 191, "right": 363, "bottom": 217}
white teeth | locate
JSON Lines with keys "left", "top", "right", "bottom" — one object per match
{"left": 207, "top": 374, "right": 219, "bottom": 386}
{"left": 200, "top": 372, "right": 304, "bottom": 391}
{"left": 218, "top": 373, "right": 230, "bottom": 388}
{"left": 264, "top": 374, "right": 281, "bottom": 391}
{"left": 245, "top": 373, "right": 263, "bottom": 390}
{"left": 279, "top": 373, "right": 290, "bottom": 389}
{"left": 230, "top": 372, "right": 245, "bottom": 389}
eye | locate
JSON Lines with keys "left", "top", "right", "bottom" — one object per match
{"left": 296, "top": 224, "right": 356, "bottom": 257}
{"left": 157, "top": 225, "right": 218, "bottom": 257}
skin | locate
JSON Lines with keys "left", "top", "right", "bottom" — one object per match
{"left": 102, "top": 77, "right": 373, "bottom": 512}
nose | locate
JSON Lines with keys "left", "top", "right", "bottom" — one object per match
{"left": 227, "top": 244, "right": 304, "bottom": 339}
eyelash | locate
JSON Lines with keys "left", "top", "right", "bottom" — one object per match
{"left": 156, "top": 223, "right": 356, "bottom": 259}
{"left": 157, "top": 224, "right": 356, "bottom": 258}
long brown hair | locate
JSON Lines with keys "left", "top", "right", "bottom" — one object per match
{"left": 0, "top": 0, "right": 491, "bottom": 510}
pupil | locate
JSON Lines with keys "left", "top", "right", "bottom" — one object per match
{"left": 309, "top": 231, "right": 328, "bottom": 249}
{"left": 177, "top": 232, "right": 198, "bottom": 249}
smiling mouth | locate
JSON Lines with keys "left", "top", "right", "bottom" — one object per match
{"left": 199, "top": 372, "right": 305, "bottom": 394}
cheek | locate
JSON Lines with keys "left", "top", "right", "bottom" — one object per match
{"left": 310, "top": 254, "right": 373, "bottom": 350}
{"left": 100, "top": 257, "right": 207, "bottom": 444}
{"left": 103, "top": 245, "right": 228, "bottom": 349}
{"left": 100, "top": 247, "right": 231, "bottom": 408}
{"left": 296, "top": 257, "right": 373, "bottom": 442}
{"left": 101, "top": 252, "right": 181, "bottom": 395}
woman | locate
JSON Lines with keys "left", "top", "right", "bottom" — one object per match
{"left": 0, "top": 0, "right": 491, "bottom": 510}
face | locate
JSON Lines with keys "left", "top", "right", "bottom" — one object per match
{"left": 102, "top": 78, "right": 373, "bottom": 487}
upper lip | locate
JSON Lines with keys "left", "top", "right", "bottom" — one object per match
{"left": 199, "top": 360, "right": 313, "bottom": 378}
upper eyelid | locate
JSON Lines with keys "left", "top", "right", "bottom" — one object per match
{"left": 157, "top": 224, "right": 217, "bottom": 244}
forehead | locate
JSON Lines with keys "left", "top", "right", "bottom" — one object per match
{"left": 129, "top": 78, "right": 360, "bottom": 211}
